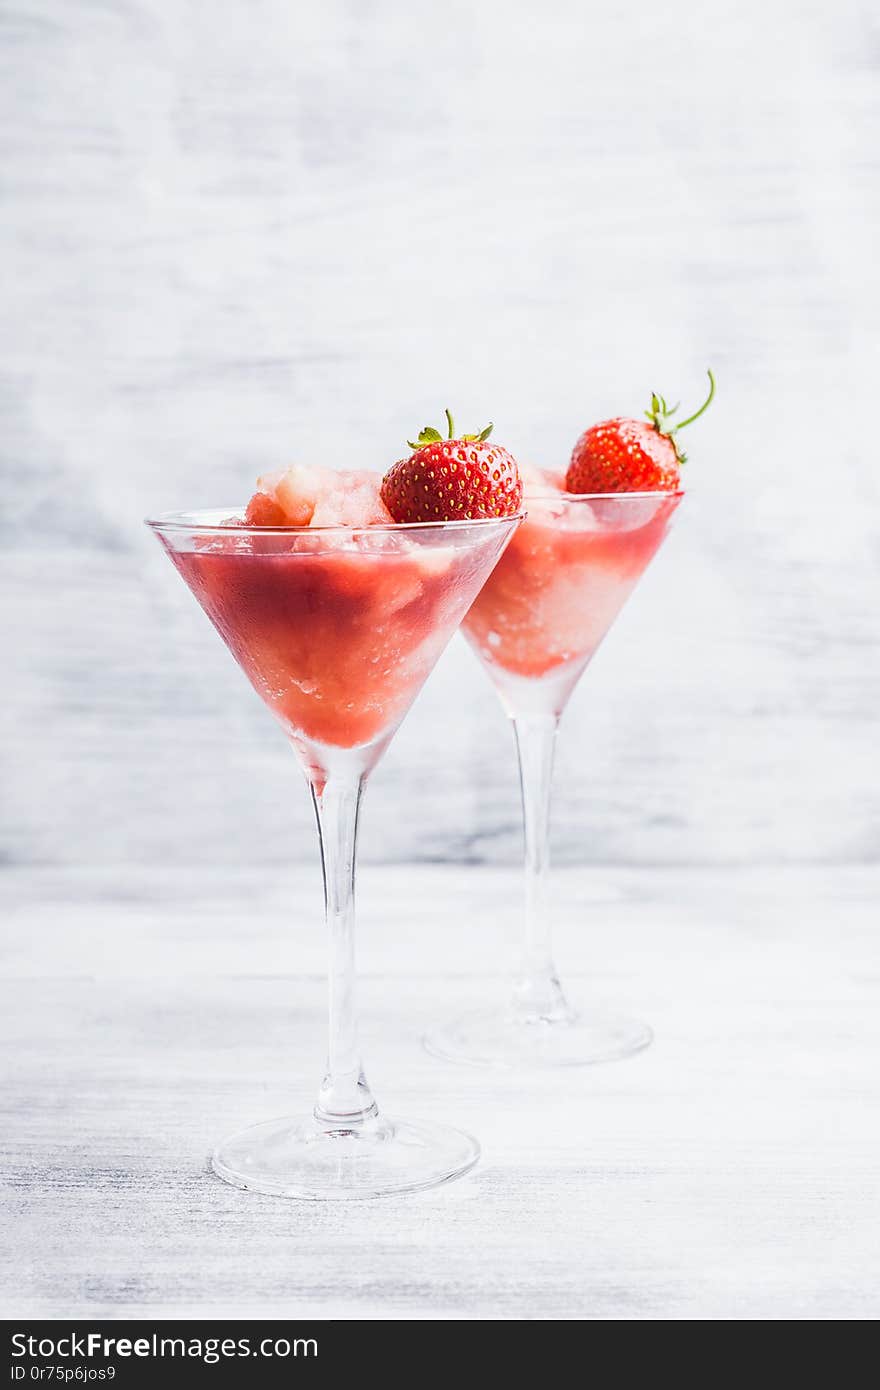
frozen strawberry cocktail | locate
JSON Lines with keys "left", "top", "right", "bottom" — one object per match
{"left": 461, "top": 374, "right": 715, "bottom": 715}
{"left": 462, "top": 470, "right": 680, "bottom": 708}
{"left": 162, "top": 461, "right": 519, "bottom": 763}
{"left": 148, "top": 414, "right": 524, "bottom": 1200}
{"left": 427, "top": 372, "right": 714, "bottom": 1072}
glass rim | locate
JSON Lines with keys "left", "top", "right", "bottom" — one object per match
{"left": 524, "top": 488, "right": 684, "bottom": 503}
{"left": 144, "top": 507, "right": 527, "bottom": 536}
{"left": 145, "top": 491, "right": 681, "bottom": 536}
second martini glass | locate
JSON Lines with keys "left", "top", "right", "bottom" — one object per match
{"left": 424, "top": 489, "right": 682, "bottom": 1068}
{"left": 148, "top": 508, "right": 520, "bottom": 1197}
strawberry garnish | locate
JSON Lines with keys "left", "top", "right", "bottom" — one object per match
{"left": 566, "top": 370, "right": 715, "bottom": 494}
{"left": 381, "top": 409, "right": 523, "bottom": 523}
{"left": 244, "top": 491, "right": 289, "bottom": 526}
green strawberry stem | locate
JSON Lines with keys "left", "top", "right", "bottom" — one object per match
{"left": 645, "top": 368, "right": 715, "bottom": 464}
{"left": 407, "top": 410, "right": 494, "bottom": 452}
{"left": 675, "top": 369, "right": 715, "bottom": 430}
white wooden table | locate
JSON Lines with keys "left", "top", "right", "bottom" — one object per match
{"left": 3, "top": 862, "right": 878, "bottom": 1320}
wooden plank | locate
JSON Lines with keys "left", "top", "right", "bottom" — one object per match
{"left": 2, "top": 865, "right": 879, "bottom": 1320}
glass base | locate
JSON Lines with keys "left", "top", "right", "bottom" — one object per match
{"left": 211, "top": 1113, "right": 480, "bottom": 1200}
{"left": 424, "top": 1006, "right": 653, "bottom": 1069}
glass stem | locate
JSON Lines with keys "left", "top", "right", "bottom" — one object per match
{"left": 311, "top": 763, "right": 379, "bottom": 1128}
{"left": 511, "top": 714, "right": 571, "bottom": 1023}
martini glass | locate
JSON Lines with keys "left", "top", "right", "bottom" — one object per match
{"left": 147, "top": 507, "right": 520, "bottom": 1198}
{"left": 424, "top": 490, "right": 682, "bottom": 1068}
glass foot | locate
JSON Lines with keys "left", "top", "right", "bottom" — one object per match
{"left": 424, "top": 1006, "right": 653, "bottom": 1069}
{"left": 211, "top": 1113, "right": 480, "bottom": 1200}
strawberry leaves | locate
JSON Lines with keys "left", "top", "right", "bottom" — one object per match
{"left": 407, "top": 408, "right": 494, "bottom": 452}
{"left": 407, "top": 426, "right": 444, "bottom": 449}
{"left": 644, "top": 370, "right": 715, "bottom": 464}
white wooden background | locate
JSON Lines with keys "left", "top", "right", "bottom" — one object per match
{"left": 2, "top": 0, "right": 879, "bottom": 1321}
{"left": 4, "top": 0, "right": 878, "bottom": 869}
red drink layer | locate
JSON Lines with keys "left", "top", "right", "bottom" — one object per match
{"left": 463, "top": 490, "right": 681, "bottom": 688}
{"left": 167, "top": 527, "right": 505, "bottom": 753}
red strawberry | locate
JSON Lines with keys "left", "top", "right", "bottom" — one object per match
{"left": 244, "top": 491, "right": 289, "bottom": 526}
{"left": 566, "top": 370, "right": 715, "bottom": 494}
{"left": 381, "top": 410, "right": 523, "bottom": 523}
